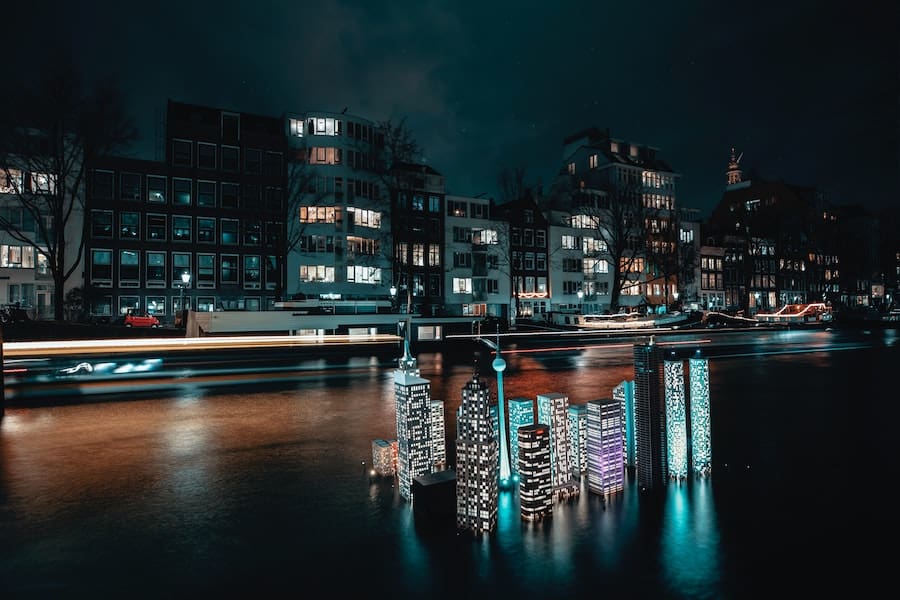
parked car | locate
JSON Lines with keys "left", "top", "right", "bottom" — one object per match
{"left": 123, "top": 310, "right": 160, "bottom": 328}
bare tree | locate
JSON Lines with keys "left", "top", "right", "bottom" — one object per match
{"left": 0, "top": 61, "right": 136, "bottom": 320}
{"left": 370, "top": 117, "right": 422, "bottom": 316}
{"left": 551, "top": 174, "right": 658, "bottom": 314}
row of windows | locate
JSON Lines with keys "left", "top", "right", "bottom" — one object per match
{"left": 90, "top": 250, "right": 277, "bottom": 290}
{"left": 92, "top": 172, "right": 284, "bottom": 210}
{"left": 91, "top": 294, "right": 271, "bottom": 317}
{"left": 447, "top": 199, "right": 489, "bottom": 219}
{"left": 299, "top": 206, "right": 383, "bottom": 228}
{"left": 1, "top": 169, "right": 56, "bottom": 194}
{"left": 1, "top": 244, "right": 49, "bottom": 271}
{"left": 90, "top": 211, "right": 282, "bottom": 246}
{"left": 298, "top": 265, "right": 382, "bottom": 285}
{"left": 510, "top": 228, "right": 546, "bottom": 248}
{"left": 170, "top": 140, "right": 283, "bottom": 174}
{"left": 398, "top": 193, "right": 442, "bottom": 213}
{"left": 288, "top": 117, "right": 378, "bottom": 142}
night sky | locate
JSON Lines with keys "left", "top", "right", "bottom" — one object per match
{"left": 10, "top": 0, "right": 898, "bottom": 217}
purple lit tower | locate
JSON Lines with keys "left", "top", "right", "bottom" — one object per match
{"left": 586, "top": 398, "right": 624, "bottom": 496}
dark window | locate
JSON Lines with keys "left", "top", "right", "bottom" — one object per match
{"left": 91, "top": 210, "right": 113, "bottom": 238}
{"left": 264, "top": 151, "right": 283, "bottom": 176}
{"left": 222, "top": 146, "right": 239, "bottom": 171}
{"left": 92, "top": 170, "right": 113, "bottom": 200}
{"left": 172, "top": 140, "right": 192, "bottom": 166}
{"left": 265, "top": 187, "right": 283, "bottom": 211}
{"left": 172, "top": 216, "right": 191, "bottom": 241}
{"left": 173, "top": 179, "right": 191, "bottom": 205}
{"left": 221, "top": 182, "right": 239, "bottom": 208}
{"left": 120, "top": 173, "right": 141, "bottom": 201}
{"left": 198, "top": 143, "right": 216, "bottom": 169}
{"left": 197, "top": 181, "right": 216, "bottom": 207}
{"left": 243, "top": 219, "right": 261, "bottom": 245}
{"left": 197, "top": 217, "right": 215, "bottom": 243}
{"left": 241, "top": 183, "right": 259, "bottom": 208}
{"left": 245, "top": 149, "right": 262, "bottom": 174}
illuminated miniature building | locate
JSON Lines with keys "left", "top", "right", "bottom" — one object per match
{"left": 518, "top": 424, "right": 553, "bottom": 521}
{"left": 537, "top": 392, "right": 578, "bottom": 499}
{"left": 509, "top": 398, "right": 535, "bottom": 477}
{"left": 372, "top": 438, "right": 397, "bottom": 476}
{"left": 586, "top": 398, "right": 624, "bottom": 496}
{"left": 430, "top": 399, "right": 446, "bottom": 471}
{"left": 664, "top": 357, "right": 688, "bottom": 479}
{"left": 634, "top": 338, "right": 667, "bottom": 491}
{"left": 395, "top": 338, "right": 433, "bottom": 501}
{"left": 567, "top": 404, "right": 588, "bottom": 477}
{"left": 456, "top": 371, "right": 498, "bottom": 534}
{"left": 614, "top": 380, "right": 636, "bottom": 468}
{"left": 689, "top": 351, "right": 712, "bottom": 475}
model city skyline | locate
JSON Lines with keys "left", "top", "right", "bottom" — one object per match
{"left": 373, "top": 335, "right": 713, "bottom": 534}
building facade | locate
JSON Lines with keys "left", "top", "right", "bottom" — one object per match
{"left": 586, "top": 398, "right": 624, "bottom": 496}
{"left": 394, "top": 339, "right": 434, "bottom": 501}
{"left": 456, "top": 372, "right": 498, "bottom": 534}
{"left": 664, "top": 357, "right": 688, "bottom": 479}
{"left": 517, "top": 424, "right": 553, "bottom": 521}
{"left": 536, "top": 392, "right": 578, "bottom": 499}
{"left": 508, "top": 397, "right": 535, "bottom": 477}
{"left": 567, "top": 403, "right": 588, "bottom": 477}
{"left": 689, "top": 352, "right": 712, "bottom": 475}
{"left": 634, "top": 339, "right": 667, "bottom": 491}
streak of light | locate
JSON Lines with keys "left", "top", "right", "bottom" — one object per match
{"left": 490, "top": 339, "right": 713, "bottom": 355}
{"left": 3, "top": 333, "right": 403, "bottom": 358}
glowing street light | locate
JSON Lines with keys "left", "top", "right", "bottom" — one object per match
{"left": 179, "top": 272, "right": 191, "bottom": 324}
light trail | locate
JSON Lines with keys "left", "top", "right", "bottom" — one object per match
{"left": 487, "top": 339, "right": 714, "bottom": 355}
{"left": 3, "top": 333, "right": 403, "bottom": 358}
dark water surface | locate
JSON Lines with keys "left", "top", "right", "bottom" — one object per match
{"left": 1, "top": 329, "right": 895, "bottom": 597}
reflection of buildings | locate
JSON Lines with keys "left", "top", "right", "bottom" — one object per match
{"left": 689, "top": 352, "right": 712, "bottom": 475}
{"left": 518, "top": 424, "right": 553, "bottom": 521}
{"left": 456, "top": 371, "right": 498, "bottom": 534}
{"left": 537, "top": 392, "right": 579, "bottom": 499}
{"left": 394, "top": 339, "right": 433, "bottom": 501}
{"left": 586, "top": 398, "right": 624, "bottom": 496}
{"left": 664, "top": 357, "right": 688, "bottom": 479}
{"left": 567, "top": 404, "right": 588, "bottom": 477}
{"left": 634, "top": 339, "right": 667, "bottom": 491}
{"left": 509, "top": 398, "right": 535, "bottom": 477}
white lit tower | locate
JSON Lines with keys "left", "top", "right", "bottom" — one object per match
{"left": 517, "top": 424, "right": 552, "bottom": 521}
{"left": 567, "top": 404, "right": 588, "bottom": 477}
{"left": 509, "top": 398, "right": 535, "bottom": 480}
{"left": 586, "top": 398, "right": 624, "bottom": 496}
{"left": 689, "top": 349, "right": 712, "bottom": 475}
{"left": 614, "top": 380, "right": 636, "bottom": 468}
{"left": 456, "top": 369, "right": 499, "bottom": 534}
{"left": 664, "top": 355, "right": 688, "bottom": 479}
{"left": 537, "top": 392, "right": 578, "bottom": 499}
{"left": 430, "top": 399, "right": 446, "bottom": 471}
{"left": 634, "top": 337, "right": 667, "bottom": 491}
{"left": 394, "top": 336, "right": 433, "bottom": 501}
{"left": 491, "top": 332, "right": 513, "bottom": 489}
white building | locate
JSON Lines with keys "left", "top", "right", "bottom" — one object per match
{"left": 537, "top": 392, "right": 578, "bottom": 499}
{"left": 456, "top": 372, "right": 498, "bottom": 534}
{"left": 394, "top": 339, "right": 433, "bottom": 501}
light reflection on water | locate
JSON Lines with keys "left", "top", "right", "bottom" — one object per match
{"left": 1, "top": 328, "right": 896, "bottom": 596}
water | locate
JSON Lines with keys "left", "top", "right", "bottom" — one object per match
{"left": 1, "top": 329, "right": 895, "bottom": 597}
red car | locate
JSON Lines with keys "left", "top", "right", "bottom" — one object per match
{"left": 123, "top": 311, "right": 160, "bottom": 328}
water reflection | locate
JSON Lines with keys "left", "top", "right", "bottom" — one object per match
{"left": 660, "top": 477, "right": 721, "bottom": 598}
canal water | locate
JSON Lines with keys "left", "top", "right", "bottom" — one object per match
{"left": 1, "top": 329, "right": 895, "bottom": 598}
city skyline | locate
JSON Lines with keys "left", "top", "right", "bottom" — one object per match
{"left": 7, "top": 1, "right": 896, "bottom": 218}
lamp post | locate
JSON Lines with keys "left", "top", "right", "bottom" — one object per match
{"left": 673, "top": 290, "right": 680, "bottom": 311}
{"left": 577, "top": 289, "right": 584, "bottom": 312}
{"left": 180, "top": 272, "right": 191, "bottom": 326}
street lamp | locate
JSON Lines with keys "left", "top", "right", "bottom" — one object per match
{"left": 577, "top": 289, "right": 584, "bottom": 312}
{"left": 180, "top": 272, "right": 191, "bottom": 325}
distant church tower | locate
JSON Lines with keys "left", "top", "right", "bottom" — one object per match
{"left": 726, "top": 147, "right": 743, "bottom": 185}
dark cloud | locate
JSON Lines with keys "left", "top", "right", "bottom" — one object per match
{"left": 10, "top": 0, "right": 898, "bottom": 215}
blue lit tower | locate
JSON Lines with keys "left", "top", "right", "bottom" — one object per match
{"left": 634, "top": 337, "right": 667, "bottom": 491}
{"left": 508, "top": 398, "right": 535, "bottom": 479}
{"left": 586, "top": 398, "right": 624, "bottom": 496}
{"left": 394, "top": 336, "right": 433, "bottom": 501}
{"left": 491, "top": 331, "right": 513, "bottom": 489}
{"left": 613, "top": 380, "right": 636, "bottom": 468}
{"left": 689, "top": 349, "right": 712, "bottom": 475}
{"left": 664, "top": 355, "right": 688, "bottom": 479}
{"left": 456, "top": 368, "right": 499, "bottom": 534}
